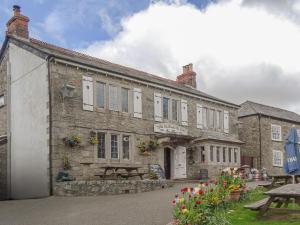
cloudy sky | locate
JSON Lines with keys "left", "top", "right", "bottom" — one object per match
{"left": 1, "top": 0, "right": 300, "bottom": 113}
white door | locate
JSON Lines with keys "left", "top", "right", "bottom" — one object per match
{"left": 174, "top": 146, "right": 187, "bottom": 179}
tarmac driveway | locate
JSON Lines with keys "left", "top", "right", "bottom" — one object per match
{"left": 0, "top": 183, "right": 192, "bottom": 225}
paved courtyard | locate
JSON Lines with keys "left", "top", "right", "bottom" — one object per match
{"left": 0, "top": 181, "right": 264, "bottom": 225}
{"left": 0, "top": 183, "right": 193, "bottom": 225}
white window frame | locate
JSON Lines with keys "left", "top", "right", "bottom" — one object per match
{"left": 271, "top": 124, "right": 282, "bottom": 141}
{"left": 273, "top": 150, "right": 283, "bottom": 167}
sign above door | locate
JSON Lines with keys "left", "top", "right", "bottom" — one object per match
{"left": 154, "top": 123, "right": 188, "bottom": 136}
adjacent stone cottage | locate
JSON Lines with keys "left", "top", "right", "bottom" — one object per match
{"left": 238, "top": 101, "right": 300, "bottom": 175}
{"left": 0, "top": 6, "right": 242, "bottom": 199}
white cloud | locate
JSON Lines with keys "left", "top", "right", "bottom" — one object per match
{"left": 42, "top": 10, "right": 66, "bottom": 44}
{"left": 79, "top": 0, "right": 300, "bottom": 113}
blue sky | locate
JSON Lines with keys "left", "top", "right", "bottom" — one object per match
{"left": 0, "top": 0, "right": 216, "bottom": 49}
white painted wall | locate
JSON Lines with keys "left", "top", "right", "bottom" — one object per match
{"left": 9, "top": 43, "right": 49, "bottom": 199}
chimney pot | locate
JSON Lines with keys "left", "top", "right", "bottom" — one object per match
{"left": 6, "top": 5, "right": 29, "bottom": 39}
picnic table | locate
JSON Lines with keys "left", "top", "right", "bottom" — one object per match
{"left": 245, "top": 184, "right": 300, "bottom": 217}
{"left": 95, "top": 165, "right": 146, "bottom": 180}
{"left": 268, "top": 174, "right": 300, "bottom": 188}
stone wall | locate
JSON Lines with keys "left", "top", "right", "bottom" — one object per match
{"left": 239, "top": 115, "right": 300, "bottom": 175}
{"left": 53, "top": 180, "right": 174, "bottom": 196}
{"left": 0, "top": 49, "right": 8, "bottom": 200}
{"left": 49, "top": 61, "right": 240, "bottom": 183}
{"left": 238, "top": 116, "right": 260, "bottom": 168}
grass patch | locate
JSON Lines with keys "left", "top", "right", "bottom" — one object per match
{"left": 227, "top": 187, "right": 300, "bottom": 225}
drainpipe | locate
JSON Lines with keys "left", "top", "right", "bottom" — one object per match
{"left": 258, "top": 114, "right": 262, "bottom": 169}
{"left": 46, "top": 55, "right": 54, "bottom": 196}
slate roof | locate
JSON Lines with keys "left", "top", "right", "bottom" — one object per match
{"left": 2, "top": 35, "right": 239, "bottom": 108}
{"left": 238, "top": 101, "right": 300, "bottom": 123}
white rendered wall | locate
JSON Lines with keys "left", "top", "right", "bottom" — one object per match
{"left": 9, "top": 43, "right": 49, "bottom": 199}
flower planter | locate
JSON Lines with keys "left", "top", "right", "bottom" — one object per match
{"left": 229, "top": 190, "right": 241, "bottom": 201}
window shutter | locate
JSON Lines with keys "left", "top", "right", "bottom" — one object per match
{"left": 133, "top": 88, "right": 142, "bottom": 118}
{"left": 224, "top": 110, "right": 229, "bottom": 133}
{"left": 196, "top": 104, "right": 203, "bottom": 129}
{"left": 154, "top": 93, "right": 162, "bottom": 121}
{"left": 181, "top": 99, "right": 188, "bottom": 126}
{"left": 82, "top": 76, "right": 94, "bottom": 111}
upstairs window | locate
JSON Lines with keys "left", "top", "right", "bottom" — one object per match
{"left": 208, "top": 109, "right": 214, "bottom": 128}
{"left": 109, "top": 85, "right": 119, "bottom": 111}
{"left": 97, "top": 133, "right": 105, "bottom": 159}
{"left": 163, "top": 97, "right": 169, "bottom": 120}
{"left": 271, "top": 124, "right": 281, "bottom": 141}
{"left": 121, "top": 88, "right": 129, "bottom": 113}
{"left": 111, "top": 134, "right": 118, "bottom": 159}
{"left": 216, "top": 111, "right": 222, "bottom": 129}
{"left": 202, "top": 108, "right": 207, "bottom": 128}
{"left": 96, "top": 82, "right": 105, "bottom": 108}
{"left": 172, "top": 99, "right": 178, "bottom": 121}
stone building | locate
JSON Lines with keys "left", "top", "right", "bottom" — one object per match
{"left": 0, "top": 6, "right": 242, "bottom": 199}
{"left": 238, "top": 101, "right": 300, "bottom": 175}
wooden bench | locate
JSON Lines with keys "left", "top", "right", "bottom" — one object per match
{"left": 116, "top": 172, "right": 147, "bottom": 180}
{"left": 244, "top": 198, "right": 270, "bottom": 211}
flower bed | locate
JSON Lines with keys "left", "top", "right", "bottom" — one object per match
{"left": 171, "top": 171, "right": 247, "bottom": 225}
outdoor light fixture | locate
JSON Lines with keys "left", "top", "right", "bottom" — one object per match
{"left": 60, "top": 84, "right": 76, "bottom": 100}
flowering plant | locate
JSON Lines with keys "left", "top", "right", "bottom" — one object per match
{"left": 63, "top": 135, "right": 81, "bottom": 147}
{"left": 138, "top": 139, "right": 159, "bottom": 156}
{"left": 89, "top": 136, "right": 99, "bottom": 145}
{"left": 171, "top": 180, "right": 229, "bottom": 225}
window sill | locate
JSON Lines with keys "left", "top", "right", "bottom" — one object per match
{"left": 271, "top": 139, "right": 282, "bottom": 142}
{"left": 273, "top": 165, "right": 283, "bottom": 168}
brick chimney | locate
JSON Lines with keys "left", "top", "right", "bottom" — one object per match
{"left": 176, "top": 63, "right": 197, "bottom": 88}
{"left": 6, "top": 5, "right": 30, "bottom": 39}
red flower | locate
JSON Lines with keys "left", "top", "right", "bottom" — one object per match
{"left": 204, "top": 182, "right": 209, "bottom": 186}
{"left": 210, "top": 189, "right": 214, "bottom": 192}
{"left": 181, "top": 205, "right": 186, "bottom": 209}
{"left": 198, "top": 189, "right": 205, "bottom": 195}
{"left": 188, "top": 194, "right": 192, "bottom": 198}
{"left": 172, "top": 200, "right": 176, "bottom": 205}
{"left": 196, "top": 201, "right": 202, "bottom": 205}
{"left": 181, "top": 187, "right": 188, "bottom": 193}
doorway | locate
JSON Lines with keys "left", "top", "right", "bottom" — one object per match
{"left": 164, "top": 147, "right": 171, "bottom": 179}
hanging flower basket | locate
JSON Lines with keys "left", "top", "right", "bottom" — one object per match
{"left": 63, "top": 135, "right": 81, "bottom": 147}
{"left": 138, "top": 139, "right": 159, "bottom": 156}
